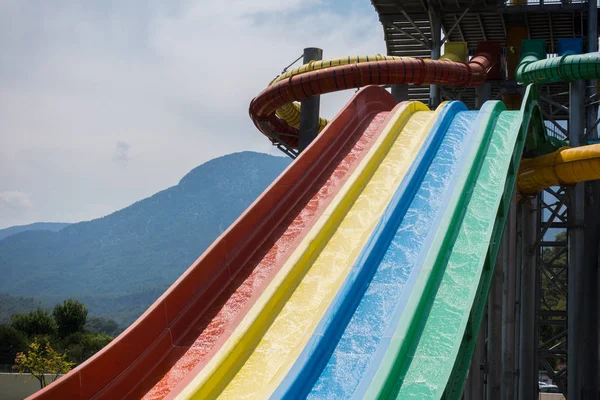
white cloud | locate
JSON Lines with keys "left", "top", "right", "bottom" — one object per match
{"left": 0, "top": 0, "right": 386, "bottom": 228}
{"left": 0, "top": 191, "right": 33, "bottom": 209}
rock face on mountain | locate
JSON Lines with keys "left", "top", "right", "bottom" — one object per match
{"left": 0, "top": 151, "right": 290, "bottom": 325}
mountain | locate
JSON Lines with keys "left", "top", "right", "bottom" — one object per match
{"left": 0, "top": 151, "right": 290, "bottom": 326}
{"left": 0, "top": 222, "right": 71, "bottom": 241}
{"left": 0, "top": 293, "right": 43, "bottom": 323}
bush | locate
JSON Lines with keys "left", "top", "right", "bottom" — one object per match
{"left": 85, "top": 316, "right": 121, "bottom": 336}
{"left": 0, "top": 324, "right": 28, "bottom": 366}
{"left": 61, "top": 332, "right": 112, "bottom": 364}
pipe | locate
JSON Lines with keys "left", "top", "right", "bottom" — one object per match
{"left": 516, "top": 52, "right": 600, "bottom": 85}
{"left": 251, "top": 52, "right": 493, "bottom": 149}
{"left": 517, "top": 144, "right": 600, "bottom": 194}
{"left": 272, "top": 53, "right": 464, "bottom": 133}
{"left": 272, "top": 55, "right": 402, "bottom": 133}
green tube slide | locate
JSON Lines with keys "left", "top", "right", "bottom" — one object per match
{"left": 516, "top": 40, "right": 600, "bottom": 85}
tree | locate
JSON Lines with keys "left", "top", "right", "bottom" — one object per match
{"left": 0, "top": 324, "right": 28, "bottom": 366}
{"left": 85, "top": 316, "right": 121, "bottom": 336}
{"left": 62, "top": 332, "right": 113, "bottom": 364}
{"left": 10, "top": 308, "right": 56, "bottom": 337}
{"left": 13, "top": 341, "right": 74, "bottom": 388}
{"left": 53, "top": 299, "right": 88, "bottom": 337}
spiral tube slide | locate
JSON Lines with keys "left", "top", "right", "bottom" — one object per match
{"left": 250, "top": 43, "right": 497, "bottom": 150}
{"left": 175, "top": 101, "right": 445, "bottom": 400}
{"left": 27, "top": 86, "right": 397, "bottom": 400}
{"left": 273, "top": 55, "right": 403, "bottom": 133}
{"left": 271, "top": 54, "right": 462, "bottom": 133}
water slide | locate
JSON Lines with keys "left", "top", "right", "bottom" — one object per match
{"left": 29, "top": 41, "right": 600, "bottom": 400}
{"left": 30, "top": 86, "right": 400, "bottom": 399}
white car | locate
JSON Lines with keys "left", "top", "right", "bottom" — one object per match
{"left": 539, "top": 383, "right": 560, "bottom": 393}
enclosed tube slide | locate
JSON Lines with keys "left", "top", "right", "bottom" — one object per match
{"left": 271, "top": 54, "right": 463, "bottom": 133}
{"left": 516, "top": 51, "right": 600, "bottom": 85}
{"left": 28, "top": 87, "right": 397, "bottom": 400}
{"left": 250, "top": 43, "right": 498, "bottom": 149}
{"left": 518, "top": 144, "right": 600, "bottom": 193}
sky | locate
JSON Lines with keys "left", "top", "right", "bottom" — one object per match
{"left": 0, "top": 0, "right": 387, "bottom": 229}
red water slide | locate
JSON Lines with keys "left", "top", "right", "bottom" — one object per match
{"left": 250, "top": 42, "right": 499, "bottom": 149}
{"left": 28, "top": 86, "right": 397, "bottom": 400}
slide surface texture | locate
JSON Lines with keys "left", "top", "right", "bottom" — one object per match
{"left": 273, "top": 102, "right": 474, "bottom": 400}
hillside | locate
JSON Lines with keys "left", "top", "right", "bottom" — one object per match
{"left": 0, "top": 151, "right": 290, "bottom": 325}
{"left": 0, "top": 222, "right": 71, "bottom": 241}
{"left": 0, "top": 293, "right": 43, "bottom": 323}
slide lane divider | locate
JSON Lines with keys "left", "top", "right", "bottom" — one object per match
{"left": 271, "top": 101, "right": 466, "bottom": 400}
{"left": 175, "top": 100, "right": 440, "bottom": 400}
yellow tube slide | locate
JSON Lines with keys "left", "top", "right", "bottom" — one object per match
{"left": 518, "top": 144, "right": 600, "bottom": 194}
{"left": 176, "top": 102, "right": 444, "bottom": 400}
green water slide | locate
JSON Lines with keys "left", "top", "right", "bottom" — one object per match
{"left": 364, "top": 85, "right": 545, "bottom": 399}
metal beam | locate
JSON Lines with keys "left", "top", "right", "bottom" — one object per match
{"left": 584, "top": 4, "right": 599, "bottom": 392}
{"left": 518, "top": 196, "right": 538, "bottom": 400}
{"left": 487, "top": 230, "right": 504, "bottom": 399}
{"left": 568, "top": 78, "right": 585, "bottom": 399}
{"left": 385, "top": 23, "right": 431, "bottom": 49}
{"left": 429, "top": 11, "right": 441, "bottom": 108}
{"left": 465, "top": 320, "right": 486, "bottom": 400}
{"left": 501, "top": 196, "right": 517, "bottom": 400}
{"left": 374, "top": 3, "right": 587, "bottom": 17}
{"left": 477, "top": 14, "right": 487, "bottom": 41}
{"left": 441, "top": 7, "right": 470, "bottom": 45}
{"left": 476, "top": 82, "right": 492, "bottom": 109}
{"left": 298, "top": 47, "right": 323, "bottom": 152}
{"left": 397, "top": 7, "right": 430, "bottom": 45}
{"left": 391, "top": 84, "right": 409, "bottom": 103}
{"left": 540, "top": 94, "right": 569, "bottom": 113}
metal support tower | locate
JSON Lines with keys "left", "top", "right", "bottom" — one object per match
{"left": 582, "top": 1, "right": 600, "bottom": 396}
{"left": 501, "top": 197, "right": 518, "bottom": 400}
{"left": 298, "top": 47, "right": 323, "bottom": 152}
{"left": 519, "top": 196, "right": 538, "bottom": 400}
{"left": 568, "top": 79, "right": 586, "bottom": 399}
{"left": 430, "top": 11, "right": 441, "bottom": 108}
{"left": 535, "top": 186, "right": 568, "bottom": 393}
{"left": 487, "top": 227, "right": 505, "bottom": 400}
{"left": 391, "top": 84, "right": 409, "bottom": 102}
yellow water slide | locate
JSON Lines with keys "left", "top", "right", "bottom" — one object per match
{"left": 518, "top": 144, "right": 600, "bottom": 194}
